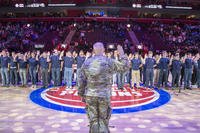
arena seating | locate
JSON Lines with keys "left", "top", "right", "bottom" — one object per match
{"left": 0, "top": 17, "right": 199, "bottom": 53}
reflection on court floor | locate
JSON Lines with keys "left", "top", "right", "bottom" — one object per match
{"left": 0, "top": 86, "right": 199, "bottom": 133}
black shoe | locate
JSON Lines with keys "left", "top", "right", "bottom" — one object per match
{"left": 165, "top": 87, "right": 169, "bottom": 90}
{"left": 119, "top": 87, "right": 124, "bottom": 90}
{"left": 130, "top": 86, "right": 134, "bottom": 89}
{"left": 23, "top": 85, "right": 27, "bottom": 88}
{"left": 43, "top": 86, "right": 47, "bottom": 89}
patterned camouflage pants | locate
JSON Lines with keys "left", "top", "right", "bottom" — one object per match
{"left": 85, "top": 96, "right": 112, "bottom": 133}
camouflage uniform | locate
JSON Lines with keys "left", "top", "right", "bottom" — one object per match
{"left": 78, "top": 55, "right": 129, "bottom": 133}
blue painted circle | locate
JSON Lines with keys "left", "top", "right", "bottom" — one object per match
{"left": 29, "top": 87, "right": 171, "bottom": 114}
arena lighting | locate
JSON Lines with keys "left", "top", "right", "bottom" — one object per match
{"left": 144, "top": 5, "right": 163, "bottom": 9}
{"left": 35, "top": 44, "right": 44, "bottom": 48}
{"left": 61, "top": 44, "right": 66, "bottom": 48}
{"left": 27, "top": 24, "right": 30, "bottom": 27}
{"left": 165, "top": 6, "right": 192, "bottom": 9}
{"left": 15, "top": 4, "right": 24, "bottom": 7}
{"left": 108, "top": 44, "right": 115, "bottom": 50}
{"left": 48, "top": 4, "right": 76, "bottom": 7}
{"left": 127, "top": 24, "right": 131, "bottom": 28}
{"left": 15, "top": 3, "right": 45, "bottom": 7}
{"left": 27, "top": 3, "right": 45, "bottom": 7}
{"left": 73, "top": 23, "right": 77, "bottom": 27}
{"left": 132, "top": 4, "right": 142, "bottom": 8}
{"left": 137, "top": 45, "right": 142, "bottom": 50}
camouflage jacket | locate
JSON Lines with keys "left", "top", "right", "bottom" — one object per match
{"left": 78, "top": 55, "right": 129, "bottom": 98}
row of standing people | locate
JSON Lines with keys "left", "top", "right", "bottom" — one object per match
{"left": 0, "top": 49, "right": 200, "bottom": 91}
{"left": 0, "top": 49, "right": 87, "bottom": 89}
{"left": 112, "top": 51, "right": 200, "bottom": 92}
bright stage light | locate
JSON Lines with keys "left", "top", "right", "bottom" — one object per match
{"left": 165, "top": 6, "right": 192, "bottom": 9}
{"left": 127, "top": 24, "right": 131, "bottom": 28}
{"left": 15, "top": 4, "right": 24, "bottom": 7}
{"left": 132, "top": 4, "right": 141, "bottom": 8}
{"left": 137, "top": 45, "right": 142, "bottom": 49}
{"left": 48, "top": 4, "right": 76, "bottom": 7}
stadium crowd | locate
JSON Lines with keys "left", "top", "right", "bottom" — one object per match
{"left": 0, "top": 21, "right": 71, "bottom": 51}
{"left": 1, "top": 21, "right": 199, "bottom": 53}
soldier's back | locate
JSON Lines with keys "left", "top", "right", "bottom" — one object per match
{"left": 82, "top": 55, "right": 114, "bottom": 98}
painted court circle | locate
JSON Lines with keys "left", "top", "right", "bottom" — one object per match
{"left": 30, "top": 86, "right": 171, "bottom": 114}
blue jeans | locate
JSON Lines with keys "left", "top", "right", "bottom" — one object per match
{"left": 19, "top": 69, "right": 27, "bottom": 86}
{"left": 29, "top": 67, "right": 37, "bottom": 85}
{"left": 172, "top": 70, "right": 181, "bottom": 87}
{"left": 64, "top": 67, "right": 73, "bottom": 87}
{"left": 1, "top": 68, "right": 9, "bottom": 86}
{"left": 184, "top": 68, "right": 192, "bottom": 88}
{"left": 145, "top": 69, "right": 154, "bottom": 88}
{"left": 10, "top": 68, "right": 18, "bottom": 85}
{"left": 52, "top": 68, "right": 60, "bottom": 86}
{"left": 142, "top": 67, "right": 146, "bottom": 84}
{"left": 197, "top": 69, "right": 200, "bottom": 88}
{"left": 41, "top": 68, "right": 49, "bottom": 87}
{"left": 117, "top": 72, "right": 125, "bottom": 89}
{"left": 158, "top": 69, "right": 168, "bottom": 87}
{"left": 125, "top": 70, "right": 131, "bottom": 84}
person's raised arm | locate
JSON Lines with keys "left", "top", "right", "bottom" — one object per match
{"left": 110, "top": 45, "right": 130, "bottom": 73}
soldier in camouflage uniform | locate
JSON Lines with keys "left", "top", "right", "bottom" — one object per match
{"left": 78, "top": 42, "right": 129, "bottom": 133}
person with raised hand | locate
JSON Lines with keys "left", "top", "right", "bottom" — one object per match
{"left": 78, "top": 42, "right": 129, "bottom": 133}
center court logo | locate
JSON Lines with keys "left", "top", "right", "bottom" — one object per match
{"left": 30, "top": 86, "right": 171, "bottom": 114}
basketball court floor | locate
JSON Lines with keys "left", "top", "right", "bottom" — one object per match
{"left": 0, "top": 85, "right": 200, "bottom": 133}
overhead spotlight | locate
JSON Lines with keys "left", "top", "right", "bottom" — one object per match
{"left": 61, "top": 44, "right": 66, "bottom": 48}
{"left": 15, "top": 4, "right": 19, "bottom": 7}
{"left": 27, "top": 24, "right": 30, "bottom": 27}
{"left": 137, "top": 45, "right": 142, "bottom": 50}
{"left": 48, "top": 4, "right": 76, "bottom": 7}
{"left": 73, "top": 23, "right": 77, "bottom": 27}
{"left": 107, "top": 44, "right": 115, "bottom": 50}
{"left": 127, "top": 24, "right": 131, "bottom": 28}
